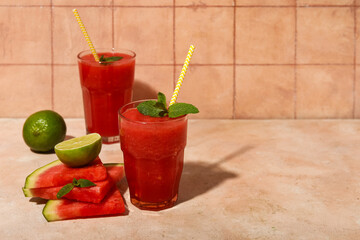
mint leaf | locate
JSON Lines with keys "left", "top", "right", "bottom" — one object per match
{"left": 99, "top": 55, "right": 106, "bottom": 62}
{"left": 154, "top": 102, "right": 167, "bottom": 110}
{"left": 104, "top": 56, "right": 123, "bottom": 62}
{"left": 136, "top": 92, "right": 199, "bottom": 118}
{"left": 168, "top": 103, "right": 199, "bottom": 118}
{"left": 157, "top": 92, "right": 167, "bottom": 106}
{"left": 72, "top": 178, "right": 79, "bottom": 187}
{"left": 56, "top": 178, "right": 96, "bottom": 199}
{"left": 158, "top": 110, "right": 168, "bottom": 117}
{"left": 154, "top": 102, "right": 168, "bottom": 117}
{"left": 99, "top": 55, "right": 123, "bottom": 65}
{"left": 77, "top": 179, "right": 96, "bottom": 188}
{"left": 56, "top": 183, "right": 74, "bottom": 199}
{"left": 137, "top": 100, "right": 167, "bottom": 117}
{"left": 155, "top": 93, "right": 167, "bottom": 116}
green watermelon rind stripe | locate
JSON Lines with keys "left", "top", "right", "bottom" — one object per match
{"left": 24, "top": 160, "right": 62, "bottom": 189}
{"left": 22, "top": 187, "right": 32, "bottom": 197}
{"left": 41, "top": 162, "right": 125, "bottom": 222}
{"left": 42, "top": 200, "right": 62, "bottom": 222}
{"left": 23, "top": 163, "right": 124, "bottom": 197}
{"left": 103, "top": 163, "right": 124, "bottom": 167}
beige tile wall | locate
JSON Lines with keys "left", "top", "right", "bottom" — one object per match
{"left": 1, "top": 0, "right": 360, "bottom": 119}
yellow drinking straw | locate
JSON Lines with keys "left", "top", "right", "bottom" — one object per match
{"left": 169, "top": 45, "right": 195, "bottom": 106}
{"left": 72, "top": 9, "right": 100, "bottom": 62}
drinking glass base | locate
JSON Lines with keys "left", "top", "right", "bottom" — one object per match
{"left": 101, "top": 135, "right": 120, "bottom": 144}
{"left": 86, "top": 131, "right": 119, "bottom": 144}
{"left": 130, "top": 195, "right": 178, "bottom": 211}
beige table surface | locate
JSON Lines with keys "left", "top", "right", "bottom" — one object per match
{"left": 1, "top": 118, "right": 360, "bottom": 239}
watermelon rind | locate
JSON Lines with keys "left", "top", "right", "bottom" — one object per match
{"left": 22, "top": 188, "right": 32, "bottom": 197}
{"left": 22, "top": 163, "right": 124, "bottom": 198}
{"left": 42, "top": 200, "right": 62, "bottom": 222}
{"left": 24, "top": 160, "right": 62, "bottom": 189}
{"left": 42, "top": 188, "right": 126, "bottom": 222}
{"left": 103, "top": 163, "right": 124, "bottom": 167}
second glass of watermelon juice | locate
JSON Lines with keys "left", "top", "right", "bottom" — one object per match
{"left": 77, "top": 49, "right": 136, "bottom": 144}
{"left": 119, "top": 100, "right": 187, "bottom": 211}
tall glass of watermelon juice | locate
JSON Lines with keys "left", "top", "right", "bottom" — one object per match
{"left": 77, "top": 49, "right": 136, "bottom": 144}
{"left": 119, "top": 100, "right": 188, "bottom": 211}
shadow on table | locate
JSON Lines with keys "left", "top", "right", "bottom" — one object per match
{"left": 64, "top": 135, "right": 75, "bottom": 141}
{"left": 177, "top": 145, "right": 254, "bottom": 205}
{"left": 29, "top": 197, "right": 48, "bottom": 204}
{"left": 117, "top": 177, "right": 129, "bottom": 195}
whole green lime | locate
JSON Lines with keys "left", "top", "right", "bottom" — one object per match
{"left": 23, "top": 110, "right": 67, "bottom": 152}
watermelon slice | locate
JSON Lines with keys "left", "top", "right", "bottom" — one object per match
{"left": 22, "top": 163, "right": 124, "bottom": 203}
{"left": 42, "top": 187, "right": 126, "bottom": 222}
{"left": 24, "top": 157, "right": 107, "bottom": 189}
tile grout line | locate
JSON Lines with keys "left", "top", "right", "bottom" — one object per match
{"left": 294, "top": 1, "right": 298, "bottom": 119}
{"left": 112, "top": 0, "right": 115, "bottom": 48}
{"left": 2, "top": 63, "right": 359, "bottom": 66}
{"left": 50, "top": 0, "right": 54, "bottom": 110}
{"left": 353, "top": 1, "right": 357, "bottom": 118}
{"left": 233, "top": 0, "right": 236, "bottom": 119}
{"left": 0, "top": 4, "right": 359, "bottom": 8}
{"left": 173, "top": 0, "right": 176, "bottom": 90}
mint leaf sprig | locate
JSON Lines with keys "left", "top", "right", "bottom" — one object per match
{"left": 56, "top": 178, "right": 96, "bottom": 199}
{"left": 137, "top": 92, "right": 199, "bottom": 118}
{"left": 99, "top": 55, "right": 123, "bottom": 65}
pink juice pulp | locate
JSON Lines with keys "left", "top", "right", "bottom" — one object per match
{"left": 78, "top": 50, "right": 135, "bottom": 143}
{"left": 119, "top": 107, "right": 187, "bottom": 210}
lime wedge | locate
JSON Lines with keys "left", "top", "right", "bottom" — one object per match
{"left": 54, "top": 133, "right": 102, "bottom": 167}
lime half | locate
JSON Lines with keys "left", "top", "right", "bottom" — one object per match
{"left": 54, "top": 133, "right": 102, "bottom": 167}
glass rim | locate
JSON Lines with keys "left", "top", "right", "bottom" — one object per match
{"left": 119, "top": 99, "right": 187, "bottom": 125}
{"left": 77, "top": 48, "right": 136, "bottom": 63}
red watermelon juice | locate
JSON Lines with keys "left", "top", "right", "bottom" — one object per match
{"left": 77, "top": 49, "right": 136, "bottom": 144}
{"left": 119, "top": 100, "right": 187, "bottom": 211}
